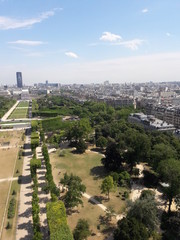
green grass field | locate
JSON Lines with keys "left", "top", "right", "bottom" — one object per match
{"left": 50, "top": 148, "right": 127, "bottom": 213}
{"left": 9, "top": 108, "right": 28, "bottom": 119}
{"left": 50, "top": 148, "right": 127, "bottom": 239}
{"left": 17, "top": 101, "right": 29, "bottom": 108}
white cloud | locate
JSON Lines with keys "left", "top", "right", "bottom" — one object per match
{"left": 65, "top": 52, "right": 78, "bottom": 59}
{"left": 100, "top": 32, "right": 122, "bottom": 42}
{"left": 0, "top": 10, "right": 56, "bottom": 30}
{"left": 142, "top": 8, "right": 148, "bottom": 13}
{"left": 8, "top": 40, "right": 46, "bottom": 46}
{"left": 113, "top": 39, "right": 144, "bottom": 50}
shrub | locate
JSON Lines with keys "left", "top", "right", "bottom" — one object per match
{"left": 8, "top": 198, "right": 16, "bottom": 219}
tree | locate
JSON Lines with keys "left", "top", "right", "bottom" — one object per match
{"left": 161, "top": 211, "right": 180, "bottom": 240}
{"left": 158, "top": 158, "right": 180, "bottom": 213}
{"left": 150, "top": 144, "right": 177, "bottom": 170}
{"left": 73, "top": 219, "right": 91, "bottom": 240}
{"left": 128, "top": 197, "right": 159, "bottom": 232}
{"left": 66, "top": 118, "right": 91, "bottom": 143}
{"left": 119, "top": 171, "right": 131, "bottom": 187}
{"left": 100, "top": 176, "right": 114, "bottom": 200}
{"left": 62, "top": 174, "right": 86, "bottom": 209}
{"left": 114, "top": 217, "right": 149, "bottom": 240}
{"left": 140, "top": 190, "right": 155, "bottom": 200}
{"left": 102, "top": 140, "right": 124, "bottom": 171}
{"left": 76, "top": 138, "right": 87, "bottom": 154}
{"left": 96, "top": 136, "right": 107, "bottom": 149}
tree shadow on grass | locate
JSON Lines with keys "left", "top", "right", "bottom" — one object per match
{"left": 90, "top": 147, "right": 105, "bottom": 155}
{"left": 90, "top": 166, "right": 108, "bottom": 180}
{"left": 88, "top": 195, "right": 107, "bottom": 204}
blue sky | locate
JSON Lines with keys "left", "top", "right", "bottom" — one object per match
{"left": 0, "top": 0, "right": 180, "bottom": 85}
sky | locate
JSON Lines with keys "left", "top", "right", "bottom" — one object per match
{"left": 0, "top": 0, "right": 180, "bottom": 85}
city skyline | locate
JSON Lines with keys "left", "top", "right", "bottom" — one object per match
{"left": 1, "top": 0, "right": 180, "bottom": 85}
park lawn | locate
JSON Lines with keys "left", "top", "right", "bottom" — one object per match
{"left": 0, "top": 181, "right": 10, "bottom": 228}
{"left": 50, "top": 148, "right": 106, "bottom": 196}
{"left": 0, "top": 131, "right": 23, "bottom": 149}
{"left": 17, "top": 101, "right": 29, "bottom": 108}
{"left": 0, "top": 148, "right": 19, "bottom": 179}
{"left": 67, "top": 197, "right": 115, "bottom": 240}
{"left": 0, "top": 131, "right": 24, "bottom": 240}
{"left": 50, "top": 148, "right": 127, "bottom": 214}
{"left": 2, "top": 146, "right": 24, "bottom": 240}
{"left": 9, "top": 108, "right": 28, "bottom": 119}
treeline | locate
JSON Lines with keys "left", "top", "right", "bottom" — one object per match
{"left": 30, "top": 120, "right": 42, "bottom": 239}
{"left": 32, "top": 96, "right": 136, "bottom": 125}
{"left": 42, "top": 144, "right": 60, "bottom": 199}
{"left": 46, "top": 201, "right": 73, "bottom": 240}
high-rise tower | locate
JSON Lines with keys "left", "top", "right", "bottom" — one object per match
{"left": 16, "top": 72, "right": 23, "bottom": 88}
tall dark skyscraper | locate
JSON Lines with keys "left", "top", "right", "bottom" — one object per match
{"left": 16, "top": 72, "right": 23, "bottom": 88}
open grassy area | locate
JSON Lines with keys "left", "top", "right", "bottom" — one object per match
{"left": 50, "top": 148, "right": 127, "bottom": 215}
{"left": 67, "top": 197, "right": 115, "bottom": 240}
{"left": 0, "top": 131, "right": 24, "bottom": 240}
{"left": 17, "top": 101, "right": 29, "bottom": 108}
{"left": 8, "top": 108, "right": 28, "bottom": 119}
{"left": 50, "top": 148, "right": 106, "bottom": 196}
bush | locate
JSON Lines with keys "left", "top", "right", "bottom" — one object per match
{"left": 124, "top": 191, "right": 129, "bottom": 199}
{"left": 6, "top": 221, "right": 12, "bottom": 229}
{"left": 8, "top": 198, "right": 16, "bottom": 219}
{"left": 73, "top": 219, "right": 91, "bottom": 240}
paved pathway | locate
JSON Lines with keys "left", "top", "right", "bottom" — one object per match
{"left": 16, "top": 129, "right": 33, "bottom": 240}
{"left": 0, "top": 177, "right": 18, "bottom": 183}
{"left": 36, "top": 146, "right": 50, "bottom": 240}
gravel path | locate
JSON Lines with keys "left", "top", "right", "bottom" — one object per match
{"left": 16, "top": 129, "right": 33, "bottom": 240}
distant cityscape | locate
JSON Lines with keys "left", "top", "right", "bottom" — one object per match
{"left": 1, "top": 72, "right": 180, "bottom": 129}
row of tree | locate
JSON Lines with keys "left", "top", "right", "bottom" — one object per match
{"left": 42, "top": 144, "right": 60, "bottom": 198}
{"left": 30, "top": 155, "right": 42, "bottom": 240}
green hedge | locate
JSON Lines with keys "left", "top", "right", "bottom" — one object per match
{"left": 8, "top": 198, "right": 16, "bottom": 219}
{"left": 42, "top": 144, "right": 60, "bottom": 197}
{"left": 47, "top": 201, "right": 73, "bottom": 240}
{"left": 30, "top": 158, "right": 41, "bottom": 177}
{"left": 31, "top": 120, "right": 39, "bottom": 132}
{"left": 42, "top": 117, "right": 71, "bottom": 132}
{"left": 31, "top": 132, "right": 39, "bottom": 151}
